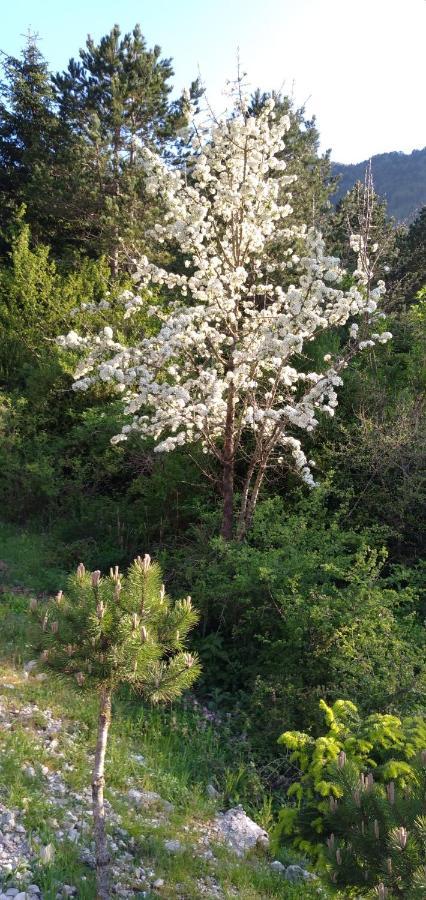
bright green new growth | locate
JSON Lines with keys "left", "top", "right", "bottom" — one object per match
{"left": 30, "top": 554, "right": 201, "bottom": 700}
{"left": 275, "top": 700, "right": 426, "bottom": 897}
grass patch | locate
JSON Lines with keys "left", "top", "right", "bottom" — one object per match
{"left": 0, "top": 521, "right": 67, "bottom": 593}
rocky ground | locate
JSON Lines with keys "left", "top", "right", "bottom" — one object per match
{"left": 0, "top": 635, "right": 323, "bottom": 899}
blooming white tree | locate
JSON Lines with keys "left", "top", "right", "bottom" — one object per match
{"left": 59, "top": 93, "right": 391, "bottom": 540}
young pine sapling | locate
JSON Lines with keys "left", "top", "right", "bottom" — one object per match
{"left": 30, "top": 555, "right": 200, "bottom": 900}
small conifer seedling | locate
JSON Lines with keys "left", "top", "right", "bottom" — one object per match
{"left": 30, "top": 554, "right": 200, "bottom": 900}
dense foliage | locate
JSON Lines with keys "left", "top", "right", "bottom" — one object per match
{"left": 0, "top": 23, "right": 425, "bottom": 896}
{"left": 275, "top": 700, "right": 426, "bottom": 896}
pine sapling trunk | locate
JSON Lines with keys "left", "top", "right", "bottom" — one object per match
{"left": 92, "top": 686, "right": 112, "bottom": 900}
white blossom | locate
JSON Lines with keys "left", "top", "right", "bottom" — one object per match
{"left": 58, "top": 93, "right": 388, "bottom": 535}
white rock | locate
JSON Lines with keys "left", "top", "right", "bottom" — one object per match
{"left": 164, "top": 839, "right": 182, "bottom": 853}
{"left": 284, "top": 864, "right": 317, "bottom": 882}
{"left": 206, "top": 783, "right": 219, "bottom": 799}
{"left": 152, "top": 880, "right": 164, "bottom": 889}
{"left": 270, "top": 860, "right": 286, "bottom": 873}
{"left": 213, "top": 805, "right": 269, "bottom": 856}
{"left": 23, "top": 661, "right": 38, "bottom": 674}
{"left": 39, "top": 842, "right": 55, "bottom": 864}
{"left": 127, "top": 789, "right": 173, "bottom": 812}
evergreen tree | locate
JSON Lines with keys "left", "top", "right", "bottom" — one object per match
{"left": 389, "top": 206, "right": 426, "bottom": 306}
{"left": 276, "top": 700, "right": 426, "bottom": 897}
{"left": 53, "top": 24, "right": 191, "bottom": 271}
{"left": 30, "top": 555, "right": 200, "bottom": 899}
{"left": 325, "top": 756, "right": 426, "bottom": 898}
{"left": 0, "top": 33, "right": 58, "bottom": 246}
{"left": 249, "top": 89, "right": 336, "bottom": 229}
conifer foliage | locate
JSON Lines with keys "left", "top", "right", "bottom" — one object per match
{"left": 276, "top": 700, "right": 426, "bottom": 897}
{"left": 0, "top": 32, "right": 57, "bottom": 244}
{"left": 30, "top": 555, "right": 200, "bottom": 899}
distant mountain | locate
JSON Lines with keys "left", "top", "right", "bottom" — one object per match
{"left": 332, "top": 147, "right": 426, "bottom": 223}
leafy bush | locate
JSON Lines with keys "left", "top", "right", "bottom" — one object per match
{"left": 318, "top": 300, "right": 426, "bottom": 565}
{"left": 275, "top": 699, "right": 426, "bottom": 896}
{"left": 173, "top": 492, "right": 425, "bottom": 754}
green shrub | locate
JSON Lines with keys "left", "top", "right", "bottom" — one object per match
{"left": 173, "top": 492, "right": 425, "bottom": 753}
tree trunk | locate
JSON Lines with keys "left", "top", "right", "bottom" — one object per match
{"left": 236, "top": 458, "right": 257, "bottom": 540}
{"left": 92, "top": 686, "right": 112, "bottom": 900}
{"left": 221, "top": 386, "right": 235, "bottom": 541}
{"left": 237, "top": 462, "right": 267, "bottom": 541}
{"left": 221, "top": 459, "right": 234, "bottom": 541}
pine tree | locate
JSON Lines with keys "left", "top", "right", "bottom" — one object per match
{"left": 30, "top": 555, "right": 200, "bottom": 900}
{"left": 0, "top": 32, "right": 58, "bottom": 245}
{"left": 249, "top": 89, "right": 336, "bottom": 230}
{"left": 325, "top": 755, "right": 426, "bottom": 897}
{"left": 389, "top": 206, "right": 426, "bottom": 307}
{"left": 276, "top": 700, "right": 426, "bottom": 897}
{"left": 53, "top": 24, "right": 191, "bottom": 271}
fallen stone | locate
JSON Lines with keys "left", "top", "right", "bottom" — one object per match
{"left": 127, "top": 789, "right": 173, "bottom": 813}
{"left": 67, "top": 828, "right": 79, "bottom": 843}
{"left": 23, "top": 661, "right": 38, "bottom": 674}
{"left": 164, "top": 839, "right": 182, "bottom": 853}
{"left": 213, "top": 805, "right": 269, "bottom": 856}
{"left": 206, "top": 783, "right": 220, "bottom": 799}
{"left": 153, "top": 880, "right": 164, "bottom": 889}
{"left": 284, "top": 864, "right": 317, "bottom": 882}
{"left": 270, "top": 860, "right": 285, "bottom": 873}
{"left": 131, "top": 753, "right": 145, "bottom": 765}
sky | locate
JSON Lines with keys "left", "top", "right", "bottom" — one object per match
{"left": 1, "top": 0, "right": 425, "bottom": 163}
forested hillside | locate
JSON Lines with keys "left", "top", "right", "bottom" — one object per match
{"left": 0, "top": 25, "right": 425, "bottom": 900}
{"left": 332, "top": 146, "right": 426, "bottom": 222}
